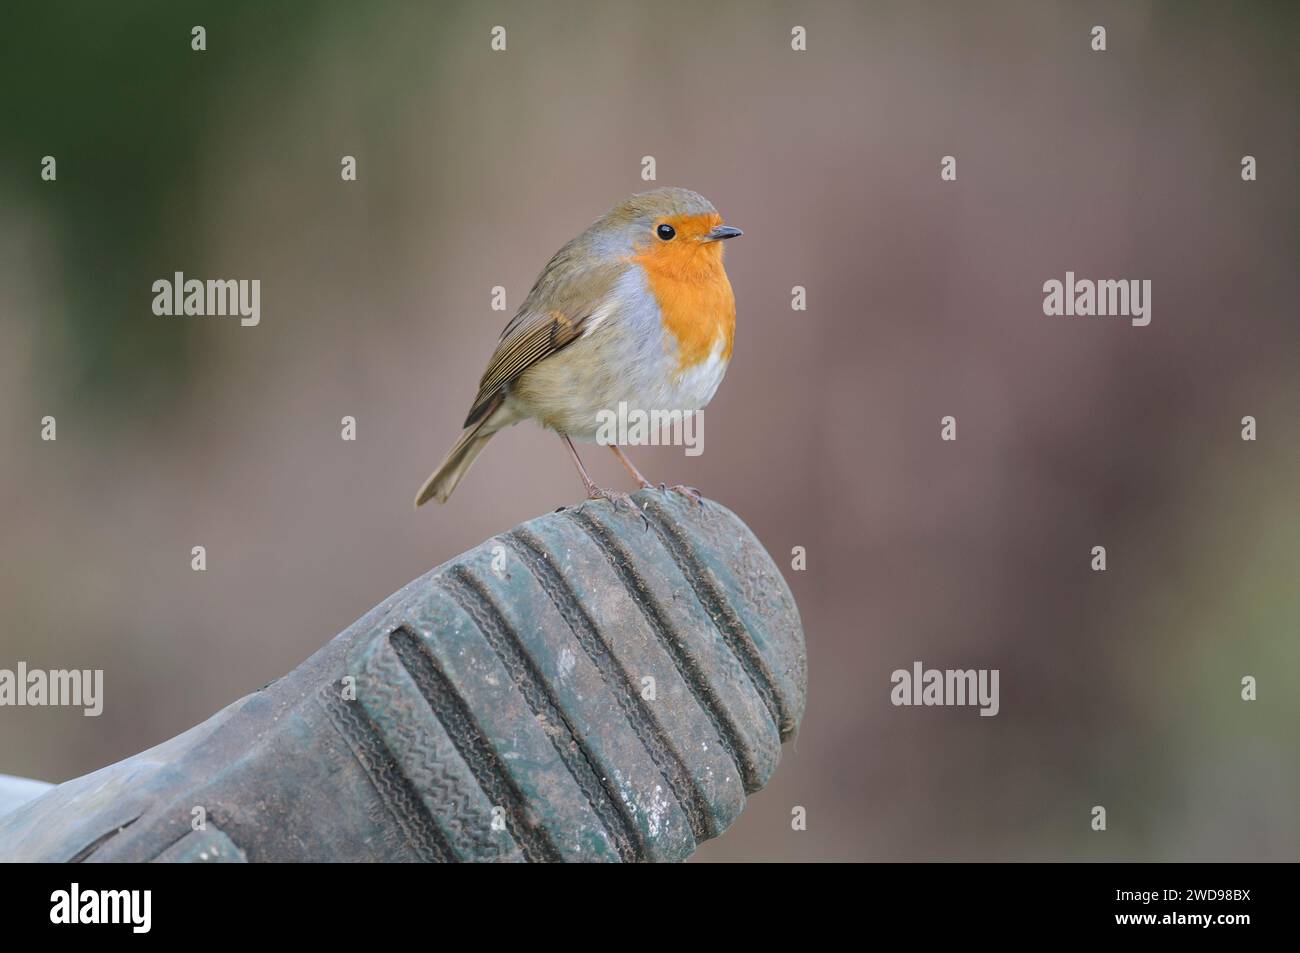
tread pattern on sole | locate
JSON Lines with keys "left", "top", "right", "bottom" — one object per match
{"left": 564, "top": 507, "right": 761, "bottom": 792}
{"left": 446, "top": 566, "right": 643, "bottom": 861}
{"left": 637, "top": 499, "right": 791, "bottom": 737}
{"left": 505, "top": 528, "right": 714, "bottom": 843}
{"left": 357, "top": 634, "right": 529, "bottom": 862}
{"left": 318, "top": 683, "right": 455, "bottom": 863}
{"left": 2, "top": 492, "right": 804, "bottom": 864}
{"left": 386, "top": 627, "right": 561, "bottom": 862}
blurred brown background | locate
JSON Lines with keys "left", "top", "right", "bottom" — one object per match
{"left": 1, "top": 1, "right": 1297, "bottom": 861}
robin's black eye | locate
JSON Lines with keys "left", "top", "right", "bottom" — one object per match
{"left": 656, "top": 223, "right": 676, "bottom": 241}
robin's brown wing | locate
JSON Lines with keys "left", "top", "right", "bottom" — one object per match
{"left": 463, "top": 245, "right": 627, "bottom": 428}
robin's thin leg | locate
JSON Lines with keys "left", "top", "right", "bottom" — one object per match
{"left": 561, "top": 434, "right": 599, "bottom": 496}
{"left": 561, "top": 435, "right": 642, "bottom": 516}
{"left": 609, "top": 445, "right": 654, "bottom": 489}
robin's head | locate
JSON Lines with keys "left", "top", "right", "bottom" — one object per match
{"left": 595, "top": 188, "right": 742, "bottom": 278}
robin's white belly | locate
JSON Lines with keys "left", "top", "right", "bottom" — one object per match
{"left": 664, "top": 336, "right": 730, "bottom": 410}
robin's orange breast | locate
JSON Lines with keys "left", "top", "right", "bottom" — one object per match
{"left": 632, "top": 233, "right": 736, "bottom": 375}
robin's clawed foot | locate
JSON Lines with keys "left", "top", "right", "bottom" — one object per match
{"left": 564, "top": 437, "right": 647, "bottom": 524}
{"left": 659, "top": 483, "right": 704, "bottom": 505}
{"left": 586, "top": 486, "right": 648, "bottom": 524}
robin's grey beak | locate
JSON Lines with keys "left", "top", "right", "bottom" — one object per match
{"left": 704, "top": 224, "right": 743, "bottom": 242}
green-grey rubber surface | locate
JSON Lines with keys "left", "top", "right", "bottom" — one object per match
{"left": 0, "top": 491, "right": 806, "bottom": 862}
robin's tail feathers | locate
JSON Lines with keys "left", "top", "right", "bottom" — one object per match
{"left": 414, "top": 396, "right": 511, "bottom": 507}
{"left": 414, "top": 428, "right": 495, "bottom": 506}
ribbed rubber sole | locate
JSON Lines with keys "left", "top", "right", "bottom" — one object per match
{"left": 0, "top": 490, "right": 806, "bottom": 863}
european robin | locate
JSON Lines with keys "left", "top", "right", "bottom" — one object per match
{"left": 415, "top": 187, "right": 742, "bottom": 508}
